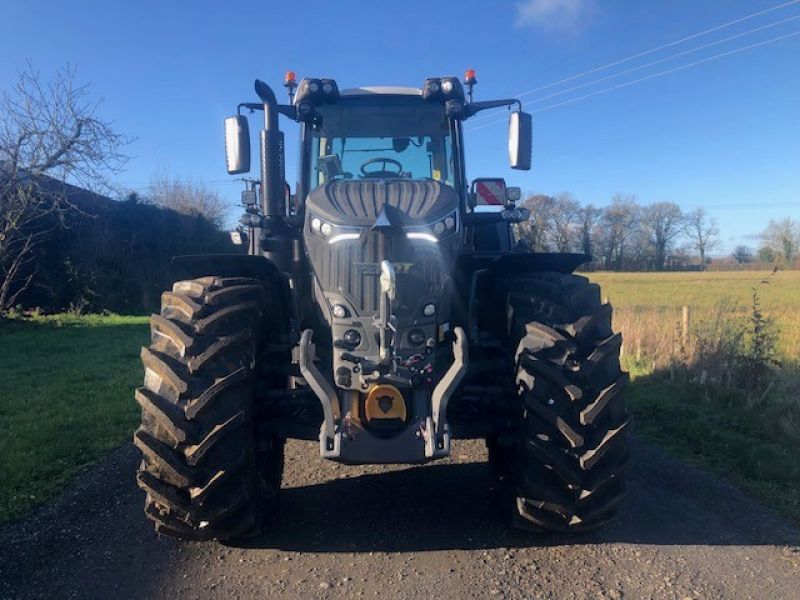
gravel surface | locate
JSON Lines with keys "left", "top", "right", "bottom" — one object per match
{"left": 2, "top": 437, "right": 799, "bottom": 599}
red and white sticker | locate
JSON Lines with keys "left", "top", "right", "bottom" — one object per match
{"left": 475, "top": 180, "right": 505, "bottom": 205}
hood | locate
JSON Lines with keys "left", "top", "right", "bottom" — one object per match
{"left": 305, "top": 179, "right": 458, "bottom": 227}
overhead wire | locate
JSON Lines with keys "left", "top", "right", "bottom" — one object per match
{"left": 468, "top": 29, "right": 800, "bottom": 131}
{"left": 470, "top": 0, "right": 800, "bottom": 122}
{"left": 508, "top": 13, "right": 800, "bottom": 110}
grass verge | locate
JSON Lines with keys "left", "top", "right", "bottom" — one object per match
{"left": 0, "top": 314, "right": 148, "bottom": 525}
{"left": 627, "top": 369, "right": 800, "bottom": 524}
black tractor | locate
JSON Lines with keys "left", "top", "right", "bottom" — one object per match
{"left": 134, "top": 72, "right": 629, "bottom": 540}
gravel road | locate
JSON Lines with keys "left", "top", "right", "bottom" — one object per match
{"left": 2, "top": 437, "right": 799, "bottom": 599}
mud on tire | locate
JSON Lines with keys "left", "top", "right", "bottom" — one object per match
{"left": 491, "top": 272, "right": 630, "bottom": 532}
{"left": 134, "top": 275, "right": 290, "bottom": 541}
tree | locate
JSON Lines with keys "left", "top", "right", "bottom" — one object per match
{"left": 546, "top": 192, "right": 582, "bottom": 252}
{"left": 146, "top": 174, "right": 229, "bottom": 230}
{"left": 758, "top": 246, "right": 776, "bottom": 263}
{"left": 760, "top": 218, "right": 800, "bottom": 265}
{"left": 518, "top": 194, "right": 554, "bottom": 251}
{"left": 596, "top": 194, "right": 640, "bottom": 270}
{"left": 0, "top": 65, "right": 129, "bottom": 311}
{"left": 640, "top": 201, "right": 684, "bottom": 270}
{"left": 684, "top": 208, "right": 720, "bottom": 266}
{"left": 578, "top": 204, "right": 602, "bottom": 258}
{"left": 732, "top": 245, "right": 753, "bottom": 264}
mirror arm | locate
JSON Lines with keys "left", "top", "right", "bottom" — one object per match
{"left": 277, "top": 104, "right": 298, "bottom": 120}
{"left": 237, "top": 102, "right": 262, "bottom": 115}
{"left": 237, "top": 102, "right": 297, "bottom": 120}
{"left": 463, "top": 98, "right": 522, "bottom": 119}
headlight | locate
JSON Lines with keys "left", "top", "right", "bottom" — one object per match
{"left": 405, "top": 210, "right": 459, "bottom": 243}
{"left": 294, "top": 78, "right": 340, "bottom": 109}
{"left": 422, "top": 77, "right": 464, "bottom": 101}
{"left": 308, "top": 213, "right": 363, "bottom": 243}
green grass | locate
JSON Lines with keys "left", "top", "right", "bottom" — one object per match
{"left": 627, "top": 373, "right": 800, "bottom": 523}
{"left": 0, "top": 314, "right": 149, "bottom": 524}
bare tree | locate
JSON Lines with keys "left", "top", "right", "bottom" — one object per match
{"left": 640, "top": 201, "right": 684, "bottom": 270}
{"left": 760, "top": 217, "right": 800, "bottom": 265}
{"left": 146, "top": 173, "right": 229, "bottom": 230}
{"left": 519, "top": 194, "right": 554, "bottom": 251}
{"left": 0, "top": 65, "right": 129, "bottom": 310}
{"left": 596, "top": 194, "right": 640, "bottom": 270}
{"left": 684, "top": 208, "right": 720, "bottom": 267}
{"left": 546, "top": 192, "right": 582, "bottom": 252}
{"left": 732, "top": 245, "right": 753, "bottom": 264}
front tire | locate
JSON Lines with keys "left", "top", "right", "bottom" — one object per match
{"left": 134, "top": 275, "right": 290, "bottom": 541}
{"left": 491, "top": 272, "right": 630, "bottom": 532}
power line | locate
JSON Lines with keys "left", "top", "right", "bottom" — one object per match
{"left": 469, "top": 29, "right": 800, "bottom": 131}
{"left": 515, "top": 13, "right": 800, "bottom": 109}
{"left": 470, "top": 0, "right": 800, "bottom": 122}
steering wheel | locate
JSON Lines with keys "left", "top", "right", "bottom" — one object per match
{"left": 360, "top": 157, "right": 404, "bottom": 178}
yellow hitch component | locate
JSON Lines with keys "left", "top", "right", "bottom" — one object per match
{"left": 364, "top": 384, "right": 407, "bottom": 422}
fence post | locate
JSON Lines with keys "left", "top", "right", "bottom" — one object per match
{"left": 682, "top": 305, "right": 690, "bottom": 351}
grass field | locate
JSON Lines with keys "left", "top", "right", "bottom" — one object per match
{"left": 591, "top": 269, "right": 800, "bottom": 358}
{"left": 590, "top": 270, "right": 800, "bottom": 309}
{"left": 0, "top": 315, "right": 148, "bottom": 524}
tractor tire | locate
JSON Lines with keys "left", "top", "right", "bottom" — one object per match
{"left": 134, "top": 275, "right": 290, "bottom": 541}
{"left": 490, "top": 272, "right": 630, "bottom": 532}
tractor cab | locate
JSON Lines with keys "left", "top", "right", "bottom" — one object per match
{"left": 222, "top": 74, "right": 534, "bottom": 463}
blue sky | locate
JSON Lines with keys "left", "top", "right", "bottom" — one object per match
{"left": 1, "top": 0, "right": 798, "bottom": 251}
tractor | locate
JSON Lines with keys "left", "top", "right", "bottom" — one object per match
{"left": 134, "top": 72, "right": 629, "bottom": 540}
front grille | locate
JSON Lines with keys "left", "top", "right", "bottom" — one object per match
{"left": 306, "top": 231, "right": 452, "bottom": 314}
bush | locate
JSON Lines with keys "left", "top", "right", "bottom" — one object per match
{"left": 15, "top": 199, "right": 239, "bottom": 314}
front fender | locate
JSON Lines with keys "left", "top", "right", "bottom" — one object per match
{"left": 170, "top": 254, "right": 279, "bottom": 283}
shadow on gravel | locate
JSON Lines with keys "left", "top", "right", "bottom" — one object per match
{"left": 235, "top": 438, "right": 800, "bottom": 553}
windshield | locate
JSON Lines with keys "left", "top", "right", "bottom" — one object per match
{"left": 308, "top": 97, "right": 455, "bottom": 189}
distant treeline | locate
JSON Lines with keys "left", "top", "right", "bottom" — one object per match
{"left": 517, "top": 193, "right": 800, "bottom": 271}
{"left": 16, "top": 194, "right": 237, "bottom": 314}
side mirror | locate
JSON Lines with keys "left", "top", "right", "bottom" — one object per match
{"left": 508, "top": 111, "right": 532, "bottom": 170}
{"left": 225, "top": 115, "right": 250, "bottom": 174}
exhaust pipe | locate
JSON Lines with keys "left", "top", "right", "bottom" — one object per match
{"left": 254, "top": 79, "right": 285, "bottom": 219}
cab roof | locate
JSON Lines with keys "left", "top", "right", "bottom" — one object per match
{"left": 339, "top": 86, "right": 422, "bottom": 97}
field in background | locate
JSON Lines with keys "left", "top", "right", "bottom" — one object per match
{"left": 591, "top": 270, "right": 800, "bottom": 360}
{"left": 0, "top": 315, "right": 148, "bottom": 524}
